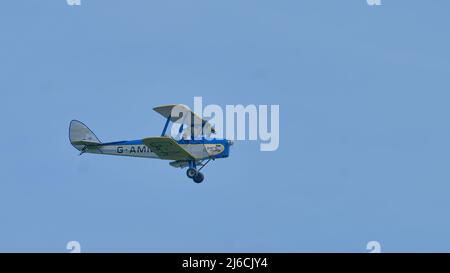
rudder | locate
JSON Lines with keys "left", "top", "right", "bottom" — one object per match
{"left": 69, "top": 120, "right": 101, "bottom": 151}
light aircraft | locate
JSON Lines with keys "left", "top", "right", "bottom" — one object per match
{"left": 69, "top": 104, "right": 233, "bottom": 183}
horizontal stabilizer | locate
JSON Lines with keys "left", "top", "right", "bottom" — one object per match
{"left": 71, "top": 140, "right": 101, "bottom": 146}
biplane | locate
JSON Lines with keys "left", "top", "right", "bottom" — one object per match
{"left": 69, "top": 104, "right": 233, "bottom": 183}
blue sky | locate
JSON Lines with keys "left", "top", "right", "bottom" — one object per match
{"left": 1, "top": 0, "right": 450, "bottom": 252}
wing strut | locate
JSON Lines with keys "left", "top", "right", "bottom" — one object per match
{"left": 198, "top": 158, "right": 213, "bottom": 172}
{"left": 161, "top": 116, "right": 171, "bottom": 136}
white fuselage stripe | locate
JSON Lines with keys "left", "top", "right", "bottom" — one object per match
{"left": 87, "top": 144, "right": 159, "bottom": 159}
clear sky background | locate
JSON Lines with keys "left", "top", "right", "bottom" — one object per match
{"left": 1, "top": 0, "right": 449, "bottom": 252}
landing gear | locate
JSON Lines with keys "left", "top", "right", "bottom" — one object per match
{"left": 193, "top": 172, "right": 204, "bottom": 183}
{"left": 186, "top": 168, "right": 204, "bottom": 183}
{"left": 186, "top": 159, "right": 211, "bottom": 183}
{"left": 186, "top": 168, "right": 197, "bottom": 179}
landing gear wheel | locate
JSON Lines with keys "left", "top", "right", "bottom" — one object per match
{"left": 186, "top": 168, "right": 197, "bottom": 179}
{"left": 193, "top": 172, "right": 204, "bottom": 183}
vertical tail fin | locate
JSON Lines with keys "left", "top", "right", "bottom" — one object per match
{"left": 69, "top": 120, "right": 101, "bottom": 151}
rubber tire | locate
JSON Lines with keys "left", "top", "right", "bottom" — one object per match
{"left": 186, "top": 168, "right": 197, "bottom": 179}
{"left": 193, "top": 172, "right": 204, "bottom": 183}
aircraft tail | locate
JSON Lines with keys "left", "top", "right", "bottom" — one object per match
{"left": 69, "top": 120, "right": 102, "bottom": 151}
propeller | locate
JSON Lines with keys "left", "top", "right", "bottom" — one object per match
{"left": 228, "top": 140, "right": 235, "bottom": 150}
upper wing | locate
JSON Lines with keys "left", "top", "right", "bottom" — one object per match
{"left": 153, "top": 104, "right": 215, "bottom": 137}
{"left": 142, "top": 136, "right": 196, "bottom": 160}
